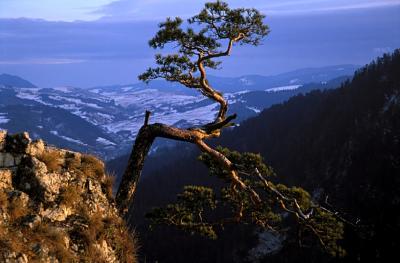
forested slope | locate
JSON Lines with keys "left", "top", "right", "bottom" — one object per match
{"left": 108, "top": 50, "right": 400, "bottom": 262}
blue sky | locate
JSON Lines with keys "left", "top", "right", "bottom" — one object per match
{"left": 0, "top": 0, "right": 399, "bottom": 87}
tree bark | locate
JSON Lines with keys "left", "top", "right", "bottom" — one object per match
{"left": 115, "top": 113, "right": 260, "bottom": 215}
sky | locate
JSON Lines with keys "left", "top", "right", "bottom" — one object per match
{"left": 0, "top": 0, "right": 400, "bottom": 87}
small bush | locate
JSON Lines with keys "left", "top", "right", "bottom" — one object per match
{"left": 60, "top": 184, "right": 81, "bottom": 207}
{"left": 85, "top": 244, "right": 108, "bottom": 263}
{"left": 103, "top": 215, "right": 137, "bottom": 263}
{"left": 33, "top": 223, "right": 76, "bottom": 262}
{"left": 8, "top": 196, "right": 29, "bottom": 221}
{"left": 64, "top": 153, "right": 81, "bottom": 171}
{"left": 102, "top": 174, "right": 115, "bottom": 200}
{"left": 0, "top": 190, "right": 8, "bottom": 210}
{"left": 80, "top": 155, "right": 104, "bottom": 180}
{"left": 38, "top": 150, "right": 63, "bottom": 172}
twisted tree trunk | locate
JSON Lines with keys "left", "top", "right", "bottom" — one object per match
{"left": 115, "top": 110, "right": 259, "bottom": 215}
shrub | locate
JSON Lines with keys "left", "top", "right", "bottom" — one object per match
{"left": 80, "top": 155, "right": 104, "bottom": 180}
{"left": 64, "top": 153, "right": 81, "bottom": 171}
{"left": 101, "top": 174, "right": 115, "bottom": 200}
{"left": 32, "top": 223, "right": 76, "bottom": 262}
{"left": 0, "top": 190, "right": 8, "bottom": 210}
{"left": 59, "top": 184, "right": 81, "bottom": 207}
{"left": 38, "top": 150, "right": 63, "bottom": 173}
{"left": 8, "top": 196, "right": 29, "bottom": 221}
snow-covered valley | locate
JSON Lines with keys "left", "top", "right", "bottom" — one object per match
{"left": 0, "top": 66, "right": 356, "bottom": 159}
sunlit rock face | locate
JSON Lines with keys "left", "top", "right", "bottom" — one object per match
{"left": 0, "top": 131, "right": 137, "bottom": 263}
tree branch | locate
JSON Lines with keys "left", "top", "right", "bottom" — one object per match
{"left": 116, "top": 112, "right": 244, "bottom": 215}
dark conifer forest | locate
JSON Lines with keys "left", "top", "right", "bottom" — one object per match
{"left": 108, "top": 50, "right": 400, "bottom": 262}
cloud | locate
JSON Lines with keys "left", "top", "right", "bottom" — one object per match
{"left": 0, "top": 0, "right": 114, "bottom": 22}
{"left": 93, "top": 0, "right": 400, "bottom": 21}
{"left": 0, "top": 58, "right": 86, "bottom": 65}
{"left": 0, "top": 18, "right": 156, "bottom": 62}
{"left": 93, "top": 0, "right": 201, "bottom": 21}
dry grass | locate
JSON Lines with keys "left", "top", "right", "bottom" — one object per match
{"left": 102, "top": 174, "right": 115, "bottom": 200}
{"left": 8, "top": 196, "right": 29, "bottom": 221}
{"left": 31, "top": 223, "right": 76, "bottom": 262}
{"left": 38, "top": 150, "right": 63, "bottom": 173}
{"left": 113, "top": 227, "right": 137, "bottom": 263}
{"left": 102, "top": 216, "right": 138, "bottom": 263}
{"left": 85, "top": 244, "right": 108, "bottom": 263}
{"left": 77, "top": 209, "right": 137, "bottom": 263}
{"left": 82, "top": 211, "right": 104, "bottom": 244}
{"left": 59, "top": 184, "right": 81, "bottom": 207}
{"left": 80, "top": 154, "right": 104, "bottom": 180}
{"left": 0, "top": 228, "right": 25, "bottom": 257}
{"left": 64, "top": 153, "right": 81, "bottom": 171}
{"left": 1, "top": 221, "right": 76, "bottom": 262}
{"left": 0, "top": 190, "right": 8, "bottom": 210}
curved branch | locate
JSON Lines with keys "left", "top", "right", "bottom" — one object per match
{"left": 197, "top": 55, "right": 228, "bottom": 122}
{"left": 116, "top": 112, "right": 242, "bottom": 215}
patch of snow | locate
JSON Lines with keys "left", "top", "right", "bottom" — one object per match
{"left": 48, "top": 96, "right": 103, "bottom": 109}
{"left": 96, "top": 113, "right": 114, "bottom": 121}
{"left": 265, "top": 85, "right": 302, "bottom": 93}
{"left": 336, "top": 67, "right": 345, "bottom": 71}
{"left": 52, "top": 86, "right": 73, "bottom": 93}
{"left": 121, "top": 86, "right": 133, "bottom": 92}
{"left": 0, "top": 113, "right": 9, "bottom": 124}
{"left": 246, "top": 106, "right": 261, "bottom": 113}
{"left": 289, "top": 78, "right": 299, "bottom": 84}
{"left": 240, "top": 77, "right": 254, "bottom": 86}
{"left": 103, "top": 102, "right": 218, "bottom": 137}
{"left": 225, "top": 91, "right": 248, "bottom": 104}
{"left": 90, "top": 89, "right": 101, "bottom": 94}
{"left": 106, "top": 88, "right": 203, "bottom": 108}
{"left": 37, "top": 125, "right": 43, "bottom": 129}
{"left": 50, "top": 130, "right": 87, "bottom": 146}
{"left": 235, "top": 90, "right": 250, "bottom": 95}
{"left": 96, "top": 137, "right": 116, "bottom": 146}
{"left": 15, "top": 91, "right": 52, "bottom": 105}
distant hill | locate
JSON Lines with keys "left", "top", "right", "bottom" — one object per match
{"left": 0, "top": 73, "right": 37, "bottom": 88}
{"left": 93, "top": 64, "right": 358, "bottom": 94}
{"left": 208, "top": 64, "right": 359, "bottom": 92}
{"left": 111, "top": 50, "right": 399, "bottom": 262}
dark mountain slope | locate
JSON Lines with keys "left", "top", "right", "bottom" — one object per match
{"left": 110, "top": 50, "right": 400, "bottom": 262}
{"left": 217, "top": 51, "right": 400, "bottom": 261}
{"left": 0, "top": 73, "right": 37, "bottom": 88}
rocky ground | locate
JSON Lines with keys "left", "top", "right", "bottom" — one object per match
{"left": 0, "top": 131, "right": 137, "bottom": 262}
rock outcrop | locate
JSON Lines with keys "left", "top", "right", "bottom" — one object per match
{"left": 0, "top": 131, "right": 137, "bottom": 262}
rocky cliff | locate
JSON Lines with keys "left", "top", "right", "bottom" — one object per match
{"left": 0, "top": 131, "right": 137, "bottom": 262}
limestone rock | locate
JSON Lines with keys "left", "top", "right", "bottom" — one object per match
{"left": 5, "top": 132, "right": 31, "bottom": 154}
{"left": 0, "top": 132, "right": 137, "bottom": 262}
{"left": 27, "top": 139, "right": 45, "bottom": 157}
{"left": 0, "top": 169, "right": 13, "bottom": 189}
{"left": 0, "top": 153, "right": 15, "bottom": 167}
{"left": 8, "top": 190, "right": 30, "bottom": 208}
{"left": 41, "top": 205, "right": 73, "bottom": 222}
{"left": 0, "top": 130, "right": 6, "bottom": 151}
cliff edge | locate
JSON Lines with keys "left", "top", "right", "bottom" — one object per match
{"left": 0, "top": 131, "right": 136, "bottom": 262}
